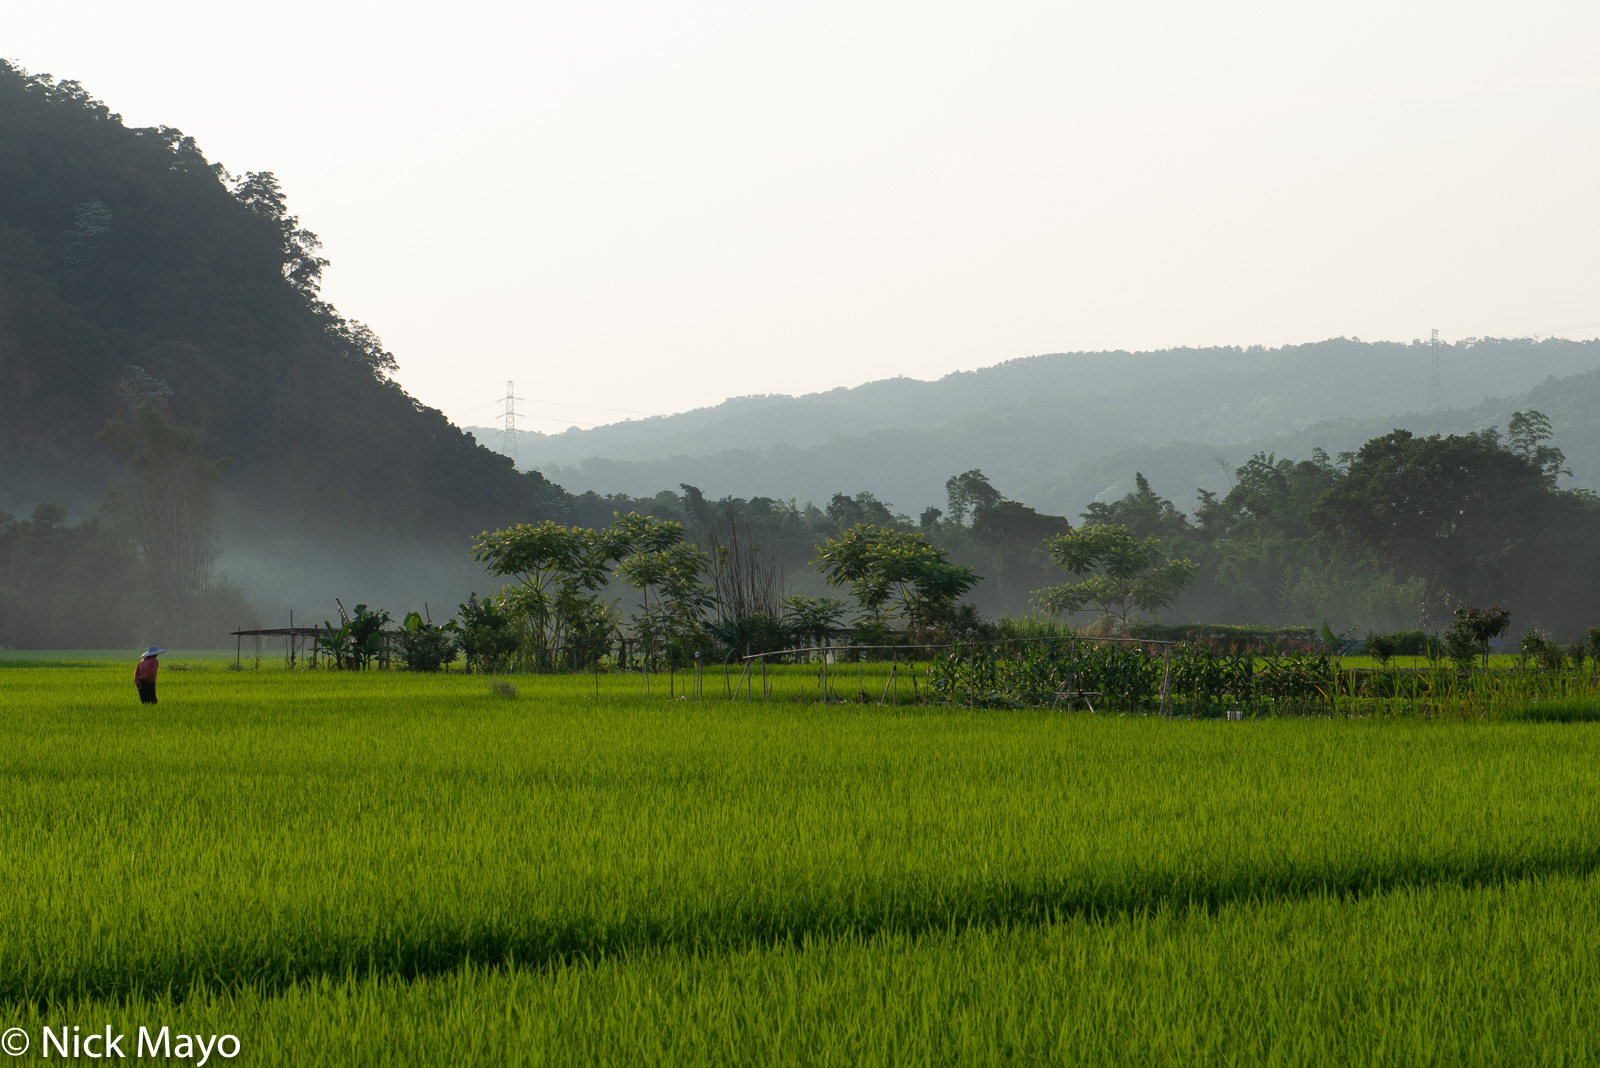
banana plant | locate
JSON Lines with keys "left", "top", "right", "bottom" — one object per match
{"left": 317, "top": 603, "right": 391, "bottom": 669}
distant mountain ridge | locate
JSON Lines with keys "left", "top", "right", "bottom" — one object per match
{"left": 1020, "top": 364, "right": 1600, "bottom": 519}
{"left": 476, "top": 339, "right": 1600, "bottom": 516}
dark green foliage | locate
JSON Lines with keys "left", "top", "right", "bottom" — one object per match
{"left": 316, "top": 603, "right": 390, "bottom": 670}
{"left": 706, "top": 614, "right": 790, "bottom": 657}
{"left": 1036, "top": 524, "right": 1197, "bottom": 624}
{"left": 1444, "top": 628, "right": 1479, "bottom": 673}
{"left": 825, "top": 492, "right": 899, "bottom": 527}
{"left": 944, "top": 470, "right": 1003, "bottom": 526}
{"left": 0, "top": 380, "right": 252, "bottom": 647}
{"left": 0, "top": 499, "right": 254, "bottom": 649}
{"left": 1507, "top": 410, "right": 1570, "bottom": 486}
{"left": 926, "top": 639, "right": 1334, "bottom": 714}
{"left": 456, "top": 594, "right": 517, "bottom": 674}
{"left": 1082, "top": 472, "right": 1192, "bottom": 540}
{"left": 1365, "top": 632, "right": 1398, "bottom": 667}
{"left": 1501, "top": 697, "right": 1600, "bottom": 722}
{"left": 967, "top": 497, "right": 1072, "bottom": 606}
{"left": 400, "top": 611, "right": 458, "bottom": 672}
{"left": 1124, "top": 622, "right": 1319, "bottom": 648}
{"left": 98, "top": 389, "right": 232, "bottom": 635}
{"left": 1386, "top": 631, "right": 1442, "bottom": 658}
{"left": 781, "top": 596, "right": 847, "bottom": 646}
{"left": 813, "top": 524, "right": 979, "bottom": 633}
{"left": 1450, "top": 605, "right": 1510, "bottom": 670}
{"left": 612, "top": 513, "right": 715, "bottom": 669}
{"left": 1314, "top": 426, "right": 1599, "bottom": 624}
{"left": 1517, "top": 630, "right": 1566, "bottom": 672}
{"left": 0, "top": 503, "right": 138, "bottom": 648}
{"left": 1195, "top": 451, "right": 1340, "bottom": 544}
{"left": 472, "top": 520, "right": 629, "bottom": 671}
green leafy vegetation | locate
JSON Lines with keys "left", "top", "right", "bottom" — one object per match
{"left": 398, "top": 611, "right": 458, "bottom": 672}
{"left": 314, "top": 603, "right": 391, "bottom": 670}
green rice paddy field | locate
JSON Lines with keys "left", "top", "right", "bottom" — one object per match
{"left": 3, "top": 660, "right": 1600, "bottom": 1065}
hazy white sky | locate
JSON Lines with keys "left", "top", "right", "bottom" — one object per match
{"left": 10, "top": 1, "right": 1600, "bottom": 429}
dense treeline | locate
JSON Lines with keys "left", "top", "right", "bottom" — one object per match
{"left": 1031, "top": 410, "right": 1600, "bottom": 637}
{"left": 524, "top": 407, "right": 1600, "bottom": 648}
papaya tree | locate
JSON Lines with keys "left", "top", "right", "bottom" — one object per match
{"left": 613, "top": 513, "right": 714, "bottom": 666}
{"left": 812, "top": 524, "right": 979, "bottom": 634}
{"left": 1034, "top": 523, "right": 1196, "bottom": 625}
{"left": 471, "top": 520, "right": 627, "bottom": 671}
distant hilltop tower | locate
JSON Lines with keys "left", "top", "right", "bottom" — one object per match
{"left": 503, "top": 380, "right": 520, "bottom": 465}
{"left": 1427, "top": 329, "right": 1444, "bottom": 411}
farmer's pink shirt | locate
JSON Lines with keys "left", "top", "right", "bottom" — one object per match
{"left": 134, "top": 658, "right": 158, "bottom": 684}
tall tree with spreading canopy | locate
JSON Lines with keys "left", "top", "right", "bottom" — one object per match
{"left": 813, "top": 524, "right": 978, "bottom": 632}
{"left": 1035, "top": 524, "right": 1197, "bottom": 624}
{"left": 613, "top": 513, "right": 714, "bottom": 664}
{"left": 1311, "top": 417, "right": 1575, "bottom": 617}
{"left": 471, "top": 519, "right": 628, "bottom": 670}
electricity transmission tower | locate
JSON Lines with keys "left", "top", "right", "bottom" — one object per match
{"left": 502, "top": 380, "right": 523, "bottom": 465}
{"left": 1427, "top": 329, "right": 1444, "bottom": 411}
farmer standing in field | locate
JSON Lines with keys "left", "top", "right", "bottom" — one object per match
{"left": 135, "top": 645, "right": 164, "bottom": 704}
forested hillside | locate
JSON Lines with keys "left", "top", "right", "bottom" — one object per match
{"left": 0, "top": 63, "right": 566, "bottom": 539}
{"left": 0, "top": 64, "right": 575, "bottom": 642}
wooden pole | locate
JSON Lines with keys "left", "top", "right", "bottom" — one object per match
{"left": 1066, "top": 641, "right": 1075, "bottom": 712}
{"left": 968, "top": 644, "right": 976, "bottom": 708}
{"left": 1160, "top": 645, "right": 1173, "bottom": 718}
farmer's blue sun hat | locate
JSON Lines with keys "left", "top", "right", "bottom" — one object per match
{"left": 141, "top": 645, "right": 166, "bottom": 659}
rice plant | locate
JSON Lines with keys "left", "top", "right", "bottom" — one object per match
{"left": 4, "top": 662, "right": 1600, "bottom": 1065}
